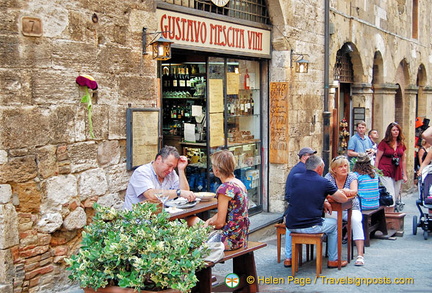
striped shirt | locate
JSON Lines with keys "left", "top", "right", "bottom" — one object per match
{"left": 355, "top": 172, "right": 380, "bottom": 210}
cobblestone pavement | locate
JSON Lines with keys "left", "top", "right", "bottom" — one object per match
{"left": 62, "top": 190, "right": 432, "bottom": 293}
{"left": 213, "top": 191, "right": 432, "bottom": 292}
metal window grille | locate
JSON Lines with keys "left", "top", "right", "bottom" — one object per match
{"left": 334, "top": 52, "right": 353, "bottom": 83}
{"left": 162, "top": 0, "right": 270, "bottom": 25}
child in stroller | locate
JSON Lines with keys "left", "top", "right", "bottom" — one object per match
{"left": 413, "top": 164, "right": 432, "bottom": 239}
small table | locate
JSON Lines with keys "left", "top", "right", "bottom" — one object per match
{"left": 329, "top": 197, "right": 353, "bottom": 270}
{"left": 168, "top": 198, "right": 218, "bottom": 221}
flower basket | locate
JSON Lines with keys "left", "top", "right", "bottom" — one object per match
{"left": 66, "top": 202, "right": 210, "bottom": 293}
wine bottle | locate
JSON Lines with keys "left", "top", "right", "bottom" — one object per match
{"left": 185, "top": 66, "right": 191, "bottom": 88}
{"left": 179, "top": 67, "right": 186, "bottom": 89}
{"left": 244, "top": 69, "right": 250, "bottom": 90}
{"left": 162, "top": 66, "right": 169, "bottom": 88}
{"left": 172, "top": 67, "right": 178, "bottom": 88}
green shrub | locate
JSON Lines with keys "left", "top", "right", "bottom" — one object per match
{"left": 66, "top": 202, "right": 210, "bottom": 292}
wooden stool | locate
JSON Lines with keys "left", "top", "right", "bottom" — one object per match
{"left": 291, "top": 233, "right": 324, "bottom": 277}
{"left": 275, "top": 223, "right": 316, "bottom": 263}
{"left": 275, "top": 223, "right": 286, "bottom": 263}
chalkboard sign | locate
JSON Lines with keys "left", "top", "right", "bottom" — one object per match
{"left": 353, "top": 107, "right": 365, "bottom": 126}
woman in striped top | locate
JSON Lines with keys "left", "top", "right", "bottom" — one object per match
{"left": 352, "top": 153, "right": 380, "bottom": 211}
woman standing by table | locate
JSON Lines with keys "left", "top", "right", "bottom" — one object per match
{"left": 205, "top": 149, "right": 250, "bottom": 251}
{"left": 375, "top": 122, "right": 408, "bottom": 208}
{"left": 325, "top": 156, "right": 365, "bottom": 266}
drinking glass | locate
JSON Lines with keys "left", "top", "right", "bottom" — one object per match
{"left": 155, "top": 192, "right": 170, "bottom": 208}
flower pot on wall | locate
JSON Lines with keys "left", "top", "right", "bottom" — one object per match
{"left": 84, "top": 286, "right": 180, "bottom": 293}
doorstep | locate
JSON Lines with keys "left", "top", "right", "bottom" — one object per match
{"left": 248, "top": 212, "right": 283, "bottom": 241}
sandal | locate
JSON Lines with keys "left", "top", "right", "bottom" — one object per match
{"left": 355, "top": 255, "right": 364, "bottom": 266}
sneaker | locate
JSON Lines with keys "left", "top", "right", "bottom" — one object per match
{"left": 283, "top": 258, "right": 292, "bottom": 267}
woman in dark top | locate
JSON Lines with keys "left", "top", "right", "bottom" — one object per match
{"left": 375, "top": 122, "right": 407, "bottom": 208}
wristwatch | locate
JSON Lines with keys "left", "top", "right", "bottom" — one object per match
{"left": 176, "top": 189, "right": 181, "bottom": 197}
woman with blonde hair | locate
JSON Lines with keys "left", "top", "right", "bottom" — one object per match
{"left": 325, "top": 155, "right": 365, "bottom": 266}
{"left": 205, "top": 149, "right": 250, "bottom": 250}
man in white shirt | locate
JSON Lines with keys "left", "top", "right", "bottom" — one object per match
{"left": 124, "top": 145, "right": 195, "bottom": 210}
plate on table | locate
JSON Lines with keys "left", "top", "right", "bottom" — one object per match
{"left": 194, "top": 192, "right": 216, "bottom": 202}
{"left": 165, "top": 198, "right": 197, "bottom": 209}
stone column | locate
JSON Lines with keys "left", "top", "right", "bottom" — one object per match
{"left": 372, "top": 83, "right": 399, "bottom": 137}
{"left": 418, "top": 86, "right": 432, "bottom": 119}
{"left": 404, "top": 85, "right": 419, "bottom": 185}
{"left": 351, "top": 83, "right": 373, "bottom": 128}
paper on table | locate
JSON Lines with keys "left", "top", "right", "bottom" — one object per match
{"left": 184, "top": 123, "right": 196, "bottom": 142}
{"left": 192, "top": 105, "right": 202, "bottom": 117}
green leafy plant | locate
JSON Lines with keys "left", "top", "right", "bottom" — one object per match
{"left": 66, "top": 203, "right": 210, "bottom": 292}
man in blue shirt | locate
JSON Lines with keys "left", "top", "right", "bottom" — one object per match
{"left": 284, "top": 155, "right": 349, "bottom": 268}
{"left": 347, "top": 121, "right": 374, "bottom": 161}
{"left": 285, "top": 147, "right": 317, "bottom": 203}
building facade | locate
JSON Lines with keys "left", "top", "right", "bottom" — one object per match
{"left": 0, "top": 0, "right": 431, "bottom": 292}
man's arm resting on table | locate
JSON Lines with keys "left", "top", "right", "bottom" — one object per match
{"left": 328, "top": 189, "right": 348, "bottom": 203}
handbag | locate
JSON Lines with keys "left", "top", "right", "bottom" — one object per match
{"left": 203, "top": 230, "right": 224, "bottom": 263}
{"left": 378, "top": 185, "right": 394, "bottom": 206}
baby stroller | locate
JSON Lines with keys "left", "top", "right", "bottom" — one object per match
{"left": 413, "top": 164, "right": 432, "bottom": 239}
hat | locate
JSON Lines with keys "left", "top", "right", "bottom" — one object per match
{"left": 298, "top": 147, "right": 317, "bottom": 157}
{"left": 356, "top": 152, "right": 370, "bottom": 163}
{"left": 416, "top": 117, "right": 424, "bottom": 129}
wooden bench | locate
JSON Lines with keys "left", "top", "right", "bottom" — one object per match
{"left": 362, "top": 206, "right": 388, "bottom": 247}
{"left": 192, "top": 241, "right": 267, "bottom": 293}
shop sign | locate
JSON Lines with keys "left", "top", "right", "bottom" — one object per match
{"left": 156, "top": 9, "right": 271, "bottom": 58}
{"left": 269, "top": 82, "right": 289, "bottom": 164}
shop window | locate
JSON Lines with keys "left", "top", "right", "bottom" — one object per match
{"left": 161, "top": 55, "right": 263, "bottom": 214}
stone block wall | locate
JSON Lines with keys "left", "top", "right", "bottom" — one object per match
{"left": 0, "top": 1, "right": 159, "bottom": 292}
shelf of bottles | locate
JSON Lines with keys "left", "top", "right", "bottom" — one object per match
{"left": 162, "top": 63, "right": 207, "bottom": 138}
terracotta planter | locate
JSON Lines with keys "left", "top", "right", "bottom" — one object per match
{"left": 385, "top": 212, "right": 407, "bottom": 234}
{"left": 84, "top": 286, "right": 180, "bottom": 293}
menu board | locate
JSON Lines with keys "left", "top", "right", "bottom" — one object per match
{"left": 209, "top": 79, "right": 224, "bottom": 113}
{"left": 126, "top": 108, "right": 160, "bottom": 170}
{"left": 227, "top": 72, "right": 240, "bottom": 95}
{"left": 209, "top": 112, "right": 225, "bottom": 147}
{"left": 269, "top": 82, "right": 289, "bottom": 164}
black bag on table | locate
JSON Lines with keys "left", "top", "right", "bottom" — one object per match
{"left": 378, "top": 185, "right": 394, "bottom": 206}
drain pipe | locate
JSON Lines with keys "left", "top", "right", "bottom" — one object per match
{"left": 323, "top": 0, "right": 331, "bottom": 174}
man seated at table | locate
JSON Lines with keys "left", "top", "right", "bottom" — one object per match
{"left": 124, "top": 145, "right": 195, "bottom": 210}
{"left": 284, "top": 155, "right": 349, "bottom": 268}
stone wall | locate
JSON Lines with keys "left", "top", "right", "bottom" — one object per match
{"left": 0, "top": 1, "right": 158, "bottom": 292}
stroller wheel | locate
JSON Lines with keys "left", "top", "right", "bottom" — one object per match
{"left": 413, "top": 216, "right": 418, "bottom": 235}
{"left": 424, "top": 230, "right": 429, "bottom": 240}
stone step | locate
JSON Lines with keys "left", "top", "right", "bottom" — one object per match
{"left": 248, "top": 212, "right": 283, "bottom": 242}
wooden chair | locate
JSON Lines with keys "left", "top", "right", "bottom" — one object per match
{"left": 275, "top": 223, "right": 320, "bottom": 263}
{"left": 291, "top": 233, "right": 324, "bottom": 277}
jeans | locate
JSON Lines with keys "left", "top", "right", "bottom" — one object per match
{"left": 285, "top": 217, "right": 338, "bottom": 261}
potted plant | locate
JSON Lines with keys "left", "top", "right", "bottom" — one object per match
{"left": 65, "top": 202, "right": 210, "bottom": 293}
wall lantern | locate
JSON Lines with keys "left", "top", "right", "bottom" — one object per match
{"left": 291, "top": 50, "right": 309, "bottom": 73}
{"left": 142, "top": 28, "right": 173, "bottom": 61}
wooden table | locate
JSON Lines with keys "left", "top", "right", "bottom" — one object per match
{"left": 168, "top": 198, "right": 218, "bottom": 221}
{"left": 329, "top": 197, "right": 353, "bottom": 270}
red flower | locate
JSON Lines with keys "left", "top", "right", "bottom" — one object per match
{"left": 76, "top": 75, "right": 98, "bottom": 90}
